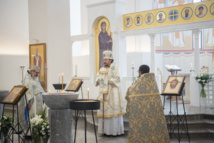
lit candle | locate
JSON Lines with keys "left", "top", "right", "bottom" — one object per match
{"left": 87, "top": 88, "right": 89, "bottom": 100}
{"left": 59, "top": 74, "right": 60, "bottom": 83}
{"left": 62, "top": 73, "right": 63, "bottom": 95}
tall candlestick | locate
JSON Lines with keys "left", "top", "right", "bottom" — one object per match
{"left": 87, "top": 88, "right": 89, "bottom": 100}
{"left": 62, "top": 73, "right": 63, "bottom": 95}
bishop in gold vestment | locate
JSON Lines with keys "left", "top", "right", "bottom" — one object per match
{"left": 126, "top": 65, "right": 170, "bottom": 143}
{"left": 96, "top": 50, "right": 125, "bottom": 135}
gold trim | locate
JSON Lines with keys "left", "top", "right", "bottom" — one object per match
{"left": 100, "top": 91, "right": 108, "bottom": 94}
{"left": 99, "top": 71, "right": 109, "bottom": 74}
{"left": 97, "top": 112, "right": 125, "bottom": 119}
{"left": 98, "top": 99, "right": 109, "bottom": 102}
{"left": 129, "top": 92, "right": 160, "bottom": 98}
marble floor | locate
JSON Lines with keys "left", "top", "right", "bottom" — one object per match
{"left": 73, "top": 118, "right": 214, "bottom": 143}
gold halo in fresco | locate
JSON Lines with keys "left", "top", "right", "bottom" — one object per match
{"left": 97, "top": 18, "right": 110, "bottom": 32}
{"left": 156, "top": 11, "right": 166, "bottom": 23}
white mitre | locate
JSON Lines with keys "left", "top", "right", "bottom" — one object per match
{"left": 103, "top": 50, "right": 113, "bottom": 60}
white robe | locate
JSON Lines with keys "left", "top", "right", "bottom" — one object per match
{"left": 95, "top": 62, "right": 125, "bottom": 135}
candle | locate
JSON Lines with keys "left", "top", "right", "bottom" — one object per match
{"left": 190, "top": 63, "right": 193, "bottom": 69}
{"left": 132, "top": 62, "right": 134, "bottom": 68}
{"left": 87, "top": 88, "right": 89, "bottom": 100}
{"left": 59, "top": 74, "right": 60, "bottom": 83}
{"left": 75, "top": 65, "right": 77, "bottom": 77}
{"left": 62, "top": 73, "right": 63, "bottom": 95}
{"left": 48, "top": 90, "right": 51, "bottom": 95}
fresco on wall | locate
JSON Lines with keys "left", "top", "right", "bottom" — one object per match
{"left": 123, "top": 0, "right": 213, "bottom": 52}
{"left": 95, "top": 17, "right": 112, "bottom": 73}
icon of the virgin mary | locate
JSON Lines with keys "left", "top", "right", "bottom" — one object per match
{"left": 98, "top": 21, "right": 112, "bottom": 69}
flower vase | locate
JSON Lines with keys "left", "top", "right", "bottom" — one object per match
{"left": 200, "top": 86, "right": 206, "bottom": 98}
{"left": 200, "top": 86, "right": 207, "bottom": 108}
{"left": 200, "top": 96, "right": 207, "bottom": 108}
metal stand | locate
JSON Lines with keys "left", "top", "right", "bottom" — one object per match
{"left": 132, "top": 67, "right": 135, "bottom": 83}
{"left": 20, "top": 66, "right": 25, "bottom": 84}
{"left": 1, "top": 90, "right": 32, "bottom": 143}
{"left": 161, "top": 84, "right": 190, "bottom": 143}
{"left": 74, "top": 110, "right": 97, "bottom": 143}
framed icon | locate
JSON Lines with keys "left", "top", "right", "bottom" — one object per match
{"left": 210, "top": 3, "right": 214, "bottom": 15}
{"left": 2, "top": 86, "right": 27, "bottom": 104}
{"left": 145, "top": 13, "right": 154, "bottom": 25}
{"left": 134, "top": 15, "right": 143, "bottom": 26}
{"left": 156, "top": 11, "right": 166, "bottom": 23}
{"left": 181, "top": 7, "right": 193, "bottom": 20}
{"left": 66, "top": 78, "right": 83, "bottom": 92}
{"left": 124, "top": 16, "right": 133, "bottom": 27}
{"left": 162, "top": 76, "right": 185, "bottom": 95}
{"left": 29, "top": 43, "right": 47, "bottom": 91}
{"left": 195, "top": 4, "right": 207, "bottom": 18}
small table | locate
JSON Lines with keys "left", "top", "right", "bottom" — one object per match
{"left": 70, "top": 99, "right": 100, "bottom": 143}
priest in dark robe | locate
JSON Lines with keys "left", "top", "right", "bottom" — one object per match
{"left": 125, "top": 65, "right": 170, "bottom": 143}
{"left": 99, "top": 22, "right": 112, "bottom": 69}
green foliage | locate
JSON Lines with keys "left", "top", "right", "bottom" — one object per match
{"left": 0, "top": 115, "right": 13, "bottom": 137}
{"left": 195, "top": 74, "right": 212, "bottom": 98}
{"left": 195, "top": 74, "right": 212, "bottom": 87}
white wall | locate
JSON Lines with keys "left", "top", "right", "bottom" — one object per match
{"left": 0, "top": 0, "right": 29, "bottom": 90}
{"left": 28, "top": 0, "right": 71, "bottom": 91}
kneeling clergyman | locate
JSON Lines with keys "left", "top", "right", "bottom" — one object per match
{"left": 125, "top": 65, "right": 170, "bottom": 143}
{"left": 95, "top": 50, "right": 125, "bottom": 136}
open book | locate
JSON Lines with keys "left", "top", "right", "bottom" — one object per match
{"left": 164, "top": 65, "right": 181, "bottom": 71}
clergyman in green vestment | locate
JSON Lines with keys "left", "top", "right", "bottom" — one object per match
{"left": 126, "top": 65, "right": 170, "bottom": 143}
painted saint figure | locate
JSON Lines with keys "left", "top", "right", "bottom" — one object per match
{"left": 33, "top": 48, "right": 42, "bottom": 81}
{"left": 197, "top": 6, "right": 205, "bottom": 18}
{"left": 136, "top": 16, "right": 141, "bottom": 26}
{"left": 98, "top": 22, "right": 112, "bottom": 69}
{"left": 158, "top": 13, "right": 164, "bottom": 22}
{"left": 183, "top": 8, "right": 191, "bottom": 19}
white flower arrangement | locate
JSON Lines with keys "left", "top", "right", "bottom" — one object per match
{"left": 31, "top": 107, "right": 50, "bottom": 143}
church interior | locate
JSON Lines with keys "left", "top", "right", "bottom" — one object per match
{"left": 0, "top": 0, "right": 214, "bottom": 142}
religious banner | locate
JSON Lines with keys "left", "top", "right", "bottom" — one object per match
{"left": 95, "top": 17, "right": 113, "bottom": 73}
{"left": 29, "top": 43, "right": 47, "bottom": 91}
{"left": 123, "top": 0, "right": 213, "bottom": 30}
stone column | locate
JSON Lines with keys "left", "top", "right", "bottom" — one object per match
{"left": 49, "top": 109, "right": 73, "bottom": 143}
{"left": 149, "top": 34, "right": 156, "bottom": 74}
{"left": 192, "top": 29, "right": 201, "bottom": 75}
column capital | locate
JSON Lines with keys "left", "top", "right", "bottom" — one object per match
{"left": 149, "top": 34, "right": 155, "bottom": 40}
{"left": 192, "top": 29, "right": 201, "bottom": 34}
